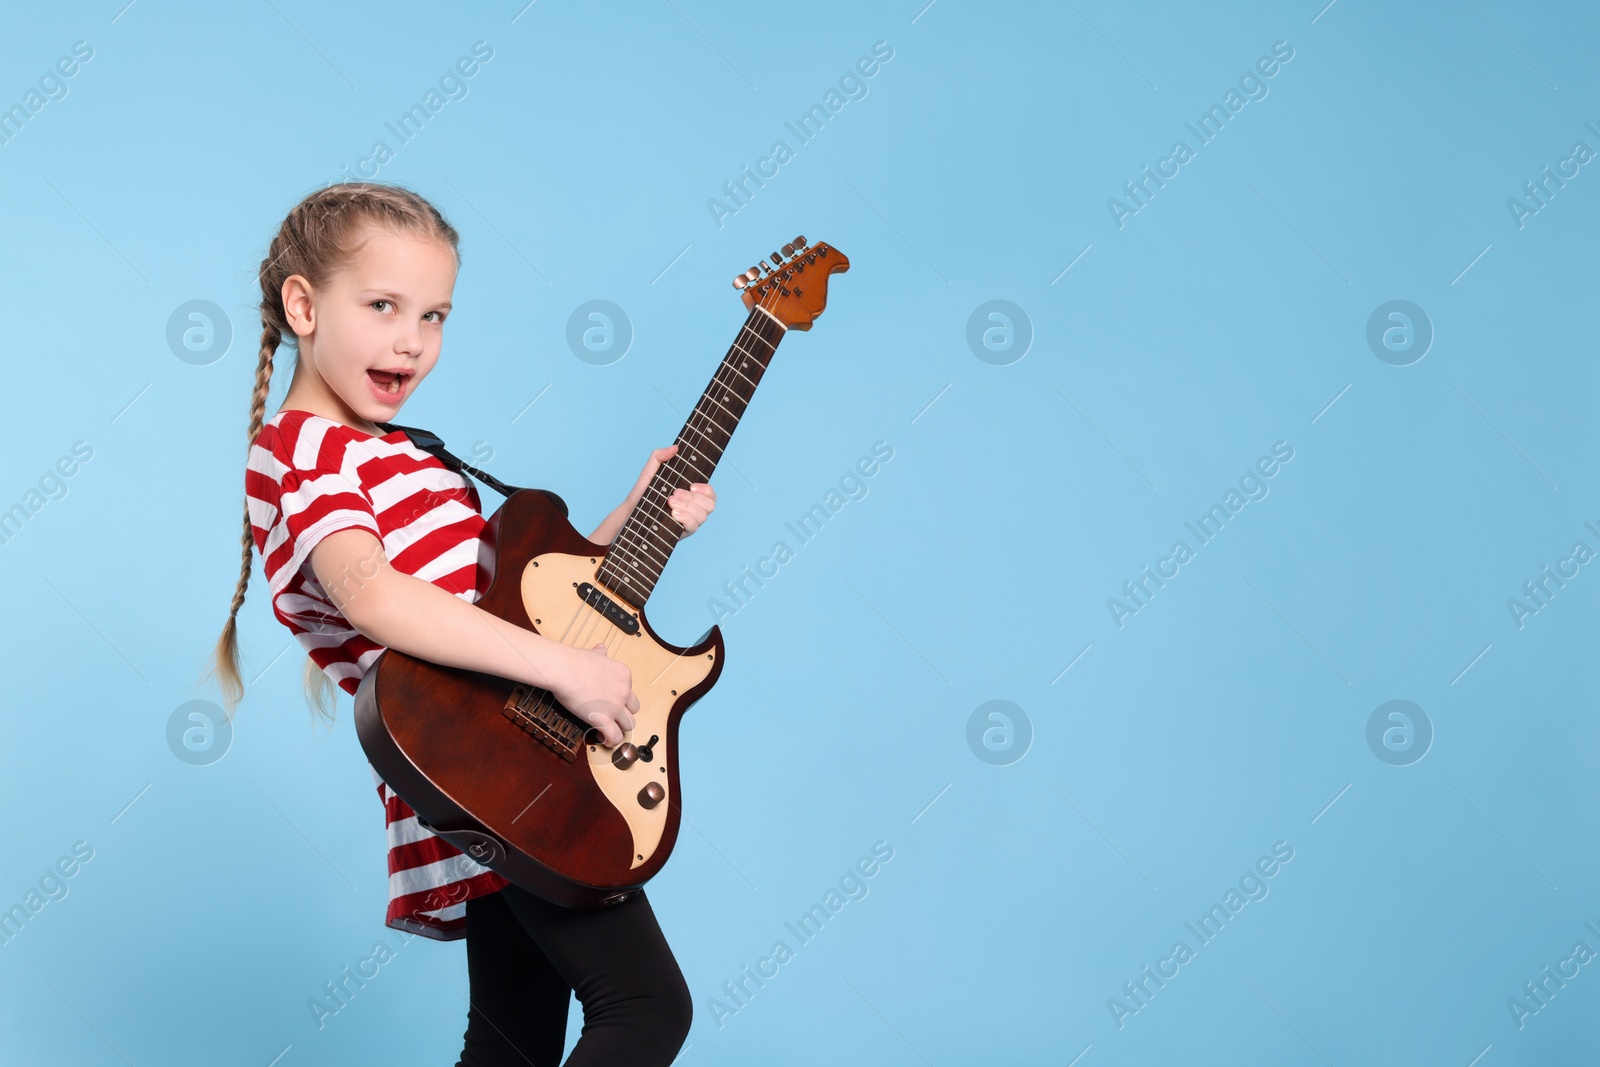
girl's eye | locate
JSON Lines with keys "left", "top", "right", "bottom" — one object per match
{"left": 424, "top": 310, "right": 445, "bottom": 324}
{"left": 370, "top": 300, "right": 392, "bottom": 313}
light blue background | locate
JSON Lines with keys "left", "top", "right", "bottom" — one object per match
{"left": 2, "top": 1, "right": 1598, "bottom": 1064}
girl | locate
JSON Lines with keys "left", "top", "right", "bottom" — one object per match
{"left": 207, "top": 182, "right": 714, "bottom": 1066}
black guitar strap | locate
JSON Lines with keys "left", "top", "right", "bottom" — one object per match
{"left": 377, "top": 420, "right": 568, "bottom": 517}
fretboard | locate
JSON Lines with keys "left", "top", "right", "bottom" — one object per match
{"left": 596, "top": 305, "right": 787, "bottom": 608}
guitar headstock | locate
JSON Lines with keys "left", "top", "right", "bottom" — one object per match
{"left": 733, "top": 237, "right": 849, "bottom": 331}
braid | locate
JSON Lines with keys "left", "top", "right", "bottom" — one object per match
{"left": 203, "top": 321, "right": 281, "bottom": 717}
{"left": 245, "top": 321, "right": 279, "bottom": 450}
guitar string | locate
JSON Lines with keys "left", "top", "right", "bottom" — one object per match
{"left": 523, "top": 276, "right": 789, "bottom": 749}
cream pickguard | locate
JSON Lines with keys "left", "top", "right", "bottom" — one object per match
{"left": 520, "top": 550, "right": 717, "bottom": 868}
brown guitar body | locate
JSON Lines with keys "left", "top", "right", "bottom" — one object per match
{"left": 354, "top": 487, "right": 724, "bottom": 909}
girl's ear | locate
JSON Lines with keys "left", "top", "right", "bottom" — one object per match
{"left": 282, "top": 274, "right": 316, "bottom": 337}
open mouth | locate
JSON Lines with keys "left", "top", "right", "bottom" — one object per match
{"left": 366, "top": 369, "right": 412, "bottom": 399}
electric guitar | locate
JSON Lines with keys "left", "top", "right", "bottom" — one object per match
{"left": 353, "top": 237, "right": 849, "bottom": 907}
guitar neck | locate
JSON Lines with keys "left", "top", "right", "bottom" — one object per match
{"left": 597, "top": 304, "right": 787, "bottom": 608}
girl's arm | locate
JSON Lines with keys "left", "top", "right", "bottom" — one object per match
{"left": 307, "top": 527, "right": 639, "bottom": 742}
{"left": 589, "top": 444, "right": 717, "bottom": 545}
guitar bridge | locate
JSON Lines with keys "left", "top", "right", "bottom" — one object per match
{"left": 502, "top": 684, "right": 584, "bottom": 761}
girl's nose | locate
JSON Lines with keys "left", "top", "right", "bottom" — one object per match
{"left": 396, "top": 324, "right": 423, "bottom": 355}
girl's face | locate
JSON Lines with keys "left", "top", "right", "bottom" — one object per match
{"left": 283, "top": 224, "right": 457, "bottom": 433}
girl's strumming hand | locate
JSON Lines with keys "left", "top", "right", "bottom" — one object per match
{"left": 626, "top": 444, "right": 717, "bottom": 536}
{"left": 551, "top": 642, "right": 639, "bottom": 747}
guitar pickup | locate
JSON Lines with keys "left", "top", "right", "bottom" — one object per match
{"left": 576, "top": 582, "right": 640, "bottom": 635}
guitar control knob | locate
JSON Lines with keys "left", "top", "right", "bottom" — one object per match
{"left": 638, "top": 782, "right": 665, "bottom": 809}
{"left": 613, "top": 743, "right": 639, "bottom": 769}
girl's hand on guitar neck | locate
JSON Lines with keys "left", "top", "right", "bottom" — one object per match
{"left": 633, "top": 445, "right": 717, "bottom": 535}
{"left": 551, "top": 642, "right": 640, "bottom": 747}
{"left": 590, "top": 445, "right": 717, "bottom": 546}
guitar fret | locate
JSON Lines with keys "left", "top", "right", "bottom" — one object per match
{"left": 692, "top": 405, "right": 736, "bottom": 444}
{"left": 695, "top": 399, "right": 739, "bottom": 440}
{"left": 683, "top": 414, "right": 728, "bottom": 452}
{"left": 603, "top": 503, "right": 678, "bottom": 579}
{"left": 671, "top": 432, "right": 718, "bottom": 474}
{"left": 615, "top": 521, "right": 669, "bottom": 569}
{"left": 673, "top": 445, "right": 714, "bottom": 482}
{"left": 719, "top": 357, "right": 761, "bottom": 393}
{"left": 599, "top": 556, "right": 650, "bottom": 605}
{"left": 727, "top": 341, "right": 768, "bottom": 370}
{"left": 602, "top": 541, "right": 648, "bottom": 587}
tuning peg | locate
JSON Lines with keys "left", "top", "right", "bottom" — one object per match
{"left": 781, "top": 242, "right": 795, "bottom": 257}
{"left": 770, "top": 250, "right": 784, "bottom": 265}
{"left": 733, "top": 274, "right": 748, "bottom": 289}
{"left": 793, "top": 235, "right": 806, "bottom": 249}
{"left": 746, "top": 266, "right": 760, "bottom": 280}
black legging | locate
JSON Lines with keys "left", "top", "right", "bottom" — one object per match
{"left": 455, "top": 883, "right": 692, "bottom": 1066}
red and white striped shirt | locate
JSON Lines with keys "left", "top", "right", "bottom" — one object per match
{"left": 246, "top": 409, "right": 509, "bottom": 940}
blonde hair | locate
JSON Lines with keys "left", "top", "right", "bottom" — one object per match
{"left": 203, "top": 182, "right": 460, "bottom": 724}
